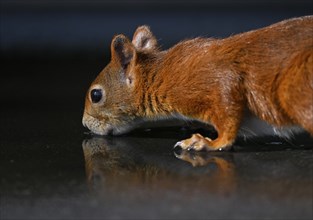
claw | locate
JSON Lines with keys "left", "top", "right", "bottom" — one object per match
{"left": 174, "top": 141, "right": 182, "bottom": 149}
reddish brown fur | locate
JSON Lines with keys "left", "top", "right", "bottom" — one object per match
{"left": 83, "top": 16, "right": 313, "bottom": 151}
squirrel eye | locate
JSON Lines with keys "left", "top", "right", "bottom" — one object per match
{"left": 90, "top": 89, "right": 103, "bottom": 103}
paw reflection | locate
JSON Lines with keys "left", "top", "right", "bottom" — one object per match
{"left": 82, "top": 136, "right": 237, "bottom": 194}
{"left": 174, "top": 149, "right": 234, "bottom": 169}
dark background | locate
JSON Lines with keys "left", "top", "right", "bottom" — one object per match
{"left": 1, "top": 0, "right": 312, "bottom": 109}
{"left": 1, "top": 1, "right": 312, "bottom": 219}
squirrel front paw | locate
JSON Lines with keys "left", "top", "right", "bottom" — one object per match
{"left": 174, "top": 133, "right": 233, "bottom": 151}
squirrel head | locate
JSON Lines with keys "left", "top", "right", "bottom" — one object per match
{"left": 82, "top": 26, "right": 159, "bottom": 135}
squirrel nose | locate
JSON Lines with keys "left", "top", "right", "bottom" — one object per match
{"left": 82, "top": 113, "right": 87, "bottom": 128}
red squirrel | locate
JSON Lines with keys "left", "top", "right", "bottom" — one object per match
{"left": 82, "top": 16, "right": 313, "bottom": 151}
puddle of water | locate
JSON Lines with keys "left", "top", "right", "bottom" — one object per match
{"left": 1, "top": 56, "right": 312, "bottom": 219}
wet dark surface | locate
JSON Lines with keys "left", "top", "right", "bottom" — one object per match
{"left": 1, "top": 3, "right": 313, "bottom": 219}
{"left": 1, "top": 55, "right": 313, "bottom": 220}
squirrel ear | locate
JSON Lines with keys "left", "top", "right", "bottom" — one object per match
{"left": 111, "top": 34, "right": 135, "bottom": 69}
{"left": 132, "top": 25, "right": 158, "bottom": 52}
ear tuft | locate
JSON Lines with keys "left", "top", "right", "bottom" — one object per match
{"left": 111, "top": 35, "right": 135, "bottom": 69}
{"left": 132, "top": 25, "right": 158, "bottom": 52}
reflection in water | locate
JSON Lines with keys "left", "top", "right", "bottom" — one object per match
{"left": 82, "top": 136, "right": 237, "bottom": 195}
{"left": 82, "top": 133, "right": 313, "bottom": 203}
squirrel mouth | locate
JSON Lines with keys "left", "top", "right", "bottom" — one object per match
{"left": 82, "top": 112, "right": 113, "bottom": 136}
{"left": 82, "top": 113, "right": 130, "bottom": 136}
{"left": 82, "top": 111, "right": 140, "bottom": 136}
{"left": 105, "top": 127, "right": 114, "bottom": 136}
